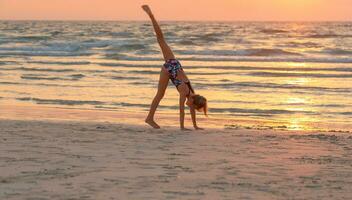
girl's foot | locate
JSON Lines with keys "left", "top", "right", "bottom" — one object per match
{"left": 145, "top": 119, "right": 160, "bottom": 129}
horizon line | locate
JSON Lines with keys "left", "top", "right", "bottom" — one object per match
{"left": 0, "top": 19, "right": 351, "bottom": 23}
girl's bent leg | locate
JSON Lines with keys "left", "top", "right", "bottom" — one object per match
{"left": 145, "top": 69, "right": 169, "bottom": 128}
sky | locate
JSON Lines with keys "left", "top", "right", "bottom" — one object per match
{"left": 0, "top": 0, "right": 351, "bottom": 21}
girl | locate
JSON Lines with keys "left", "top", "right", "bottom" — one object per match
{"left": 142, "top": 5, "right": 207, "bottom": 131}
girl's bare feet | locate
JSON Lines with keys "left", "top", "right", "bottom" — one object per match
{"left": 145, "top": 118, "right": 160, "bottom": 129}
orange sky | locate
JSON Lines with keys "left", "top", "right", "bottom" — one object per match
{"left": 1, "top": 0, "right": 351, "bottom": 21}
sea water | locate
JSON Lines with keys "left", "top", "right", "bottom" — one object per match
{"left": 0, "top": 21, "right": 351, "bottom": 131}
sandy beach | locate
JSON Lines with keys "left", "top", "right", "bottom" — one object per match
{"left": 1, "top": 116, "right": 352, "bottom": 199}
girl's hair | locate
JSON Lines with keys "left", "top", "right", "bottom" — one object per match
{"left": 193, "top": 95, "right": 208, "bottom": 116}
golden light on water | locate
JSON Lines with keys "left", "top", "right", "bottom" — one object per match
{"left": 286, "top": 115, "right": 319, "bottom": 131}
{"left": 285, "top": 97, "right": 314, "bottom": 130}
{"left": 281, "top": 75, "right": 316, "bottom": 131}
{"left": 285, "top": 77, "right": 309, "bottom": 85}
{"left": 287, "top": 62, "right": 307, "bottom": 68}
{"left": 287, "top": 117, "right": 305, "bottom": 130}
{"left": 286, "top": 97, "right": 307, "bottom": 104}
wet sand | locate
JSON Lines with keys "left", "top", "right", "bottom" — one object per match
{"left": 1, "top": 119, "right": 352, "bottom": 200}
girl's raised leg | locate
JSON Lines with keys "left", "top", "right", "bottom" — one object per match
{"left": 142, "top": 5, "right": 175, "bottom": 61}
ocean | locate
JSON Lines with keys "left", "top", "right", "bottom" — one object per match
{"left": 0, "top": 21, "right": 351, "bottom": 131}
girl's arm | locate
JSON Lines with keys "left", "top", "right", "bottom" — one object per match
{"left": 179, "top": 95, "right": 190, "bottom": 131}
{"left": 142, "top": 5, "right": 175, "bottom": 61}
{"left": 190, "top": 106, "right": 203, "bottom": 130}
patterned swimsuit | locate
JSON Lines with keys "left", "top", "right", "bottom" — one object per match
{"left": 163, "top": 59, "right": 183, "bottom": 87}
{"left": 163, "top": 59, "right": 194, "bottom": 96}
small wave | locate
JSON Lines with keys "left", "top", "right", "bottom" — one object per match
{"left": 177, "top": 39, "right": 197, "bottom": 46}
{"left": 225, "top": 124, "right": 289, "bottom": 130}
{"left": 129, "top": 81, "right": 157, "bottom": 87}
{"left": 105, "top": 53, "right": 127, "bottom": 60}
{"left": 42, "top": 41, "right": 92, "bottom": 52}
{"left": 321, "top": 48, "right": 352, "bottom": 56}
{"left": 14, "top": 35, "right": 51, "bottom": 41}
{"left": 79, "top": 39, "right": 111, "bottom": 48}
{"left": 128, "top": 70, "right": 160, "bottom": 75}
{"left": 209, "top": 107, "right": 315, "bottom": 116}
{"left": 243, "top": 48, "right": 301, "bottom": 57}
{"left": 179, "top": 56, "right": 352, "bottom": 63}
{"left": 102, "top": 54, "right": 352, "bottom": 63}
{"left": 21, "top": 75, "right": 65, "bottom": 81}
{"left": 212, "top": 66, "right": 352, "bottom": 73}
{"left": 21, "top": 74, "right": 84, "bottom": 81}
{"left": 107, "top": 44, "right": 147, "bottom": 52}
{"left": 0, "top": 40, "right": 105, "bottom": 57}
{"left": 193, "top": 33, "right": 222, "bottom": 42}
{"left": 285, "top": 42, "right": 321, "bottom": 48}
{"left": 110, "top": 32, "right": 134, "bottom": 37}
{"left": 120, "top": 44, "right": 147, "bottom": 50}
{"left": 50, "top": 31, "right": 62, "bottom": 36}
{"left": 73, "top": 62, "right": 352, "bottom": 73}
{"left": 104, "top": 53, "right": 352, "bottom": 64}
{"left": 113, "top": 102, "right": 150, "bottom": 109}
{"left": 22, "top": 76, "right": 54, "bottom": 81}
{"left": 0, "top": 46, "right": 79, "bottom": 52}
{"left": 105, "top": 53, "right": 158, "bottom": 61}
{"left": 307, "top": 34, "right": 352, "bottom": 38}
{"left": 0, "top": 66, "right": 75, "bottom": 73}
{"left": 260, "top": 29, "right": 287, "bottom": 34}
{"left": 127, "top": 70, "right": 227, "bottom": 76}
{"left": 111, "top": 102, "right": 179, "bottom": 110}
{"left": 16, "top": 97, "right": 104, "bottom": 106}
{"left": 0, "top": 81, "right": 21, "bottom": 85}
{"left": 0, "top": 50, "right": 93, "bottom": 57}
{"left": 175, "top": 50, "right": 235, "bottom": 56}
{"left": 96, "top": 62, "right": 159, "bottom": 69}
{"left": 141, "top": 23, "right": 152, "bottom": 27}
{"left": 176, "top": 48, "right": 302, "bottom": 57}
{"left": 70, "top": 74, "right": 85, "bottom": 79}
{"left": 340, "top": 112, "right": 352, "bottom": 116}
{"left": 247, "top": 72, "right": 352, "bottom": 78}
{"left": 0, "top": 81, "right": 101, "bottom": 88}
{"left": 199, "top": 81, "right": 352, "bottom": 93}
{"left": 95, "top": 102, "right": 179, "bottom": 111}
{"left": 313, "top": 104, "right": 347, "bottom": 108}
{"left": 278, "top": 102, "right": 349, "bottom": 109}
{"left": 27, "top": 61, "right": 90, "bottom": 65}
{"left": 0, "top": 38, "right": 12, "bottom": 45}
{"left": 102, "top": 75, "right": 141, "bottom": 81}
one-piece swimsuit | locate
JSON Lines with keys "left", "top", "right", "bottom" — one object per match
{"left": 163, "top": 59, "right": 194, "bottom": 96}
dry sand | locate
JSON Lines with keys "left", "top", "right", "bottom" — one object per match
{"left": 1, "top": 118, "right": 352, "bottom": 200}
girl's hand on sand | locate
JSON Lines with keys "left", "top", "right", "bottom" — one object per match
{"left": 181, "top": 127, "right": 192, "bottom": 131}
{"left": 142, "top": 5, "right": 152, "bottom": 15}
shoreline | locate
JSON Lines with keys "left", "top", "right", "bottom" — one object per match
{"left": 0, "top": 104, "right": 351, "bottom": 133}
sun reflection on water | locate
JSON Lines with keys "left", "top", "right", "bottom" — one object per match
{"left": 286, "top": 115, "right": 319, "bottom": 131}
{"left": 285, "top": 77, "right": 309, "bottom": 85}
{"left": 282, "top": 76, "right": 317, "bottom": 131}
